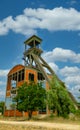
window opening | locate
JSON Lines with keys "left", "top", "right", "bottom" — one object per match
{"left": 29, "top": 73, "right": 34, "bottom": 81}
{"left": 18, "top": 69, "right": 24, "bottom": 82}
{"left": 38, "top": 72, "right": 45, "bottom": 80}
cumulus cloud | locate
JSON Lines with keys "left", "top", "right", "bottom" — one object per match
{"left": 0, "top": 81, "right": 6, "bottom": 85}
{"left": 42, "top": 48, "right": 80, "bottom": 63}
{"left": 60, "top": 66, "right": 80, "bottom": 101}
{"left": 0, "top": 69, "right": 9, "bottom": 77}
{"left": 60, "top": 66, "right": 80, "bottom": 77}
{"left": 64, "top": 75, "right": 80, "bottom": 85}
{"left": 0, "top": 69, "right": 9, "bottom": 101}
{"left": 70, "top": 85, "right": 80, "bottom": 100}
{"left": 0, "top": 7, "right": 80, "bottom": 36}
{"left": 59, "top": 66, "right": 80, "bottom": 85}
{"left": 71, "top": 85, "right": 80, "bottom": 93}
{"left": 0, "top": 89, "right": 5, "bottom": 100}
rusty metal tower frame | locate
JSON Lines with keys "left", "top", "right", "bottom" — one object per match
{"left": 23, "top": 35, "right": 55, "bottom": 85}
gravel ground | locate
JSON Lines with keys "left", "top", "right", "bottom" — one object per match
{"left": 0, "top": 120, "right": 80, "bottom": 130}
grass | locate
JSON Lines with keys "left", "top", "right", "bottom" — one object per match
{"left": 33, "top": 115, "right": 80, "bottom": 125}
{"left": 0, "top": 124, "right": 51, "bottom": 130}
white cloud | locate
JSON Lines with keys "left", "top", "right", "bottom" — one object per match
{"left": 49, "top": 62, "right": 59, "bottom": 73}
{"left": 60, "top": 66, "right": 80, "bottom": 77}
{"left": 0, "top": 16, "right": 14, "bottom": 35}
{"left": 59, "top": 66, "right": 80, "bottom": 86}
{"left": 0, "top": 69, "right": 9, "bottom": 77}
{"left": 72, "top": 85, "right": 80, "bottom": 92}
{"left": 61, "top": 71, "right": 80, "bottom": 101}
{"left": 59, "top": 66, "right": 80, "bottom": 95}
{"left": 58, "top": 66, "right": 80, "bottom": 101}
{"left": 0, "top": 88, "right": 5, "bottom": 100}
{"left": 70, "top": 85, "right": 80, "bottom": 100}
{"left": 64, "top": 75, "right": 80, "bottom": 85}
{"left": 42, "top": 48, "right": 80, "bottom": 63}
{"left": 0, "top": 81, "right": 6, "bottom": 85}
{"left": 0, "top": 69, "right": 9, "bottom": 101}
{"left": 0, "top": 7, "right": 80, "bottom": 36}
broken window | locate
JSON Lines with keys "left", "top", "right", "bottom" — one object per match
{"left": 29, "top": 73, "right": 34, "bottom": 81}
{"left": 38, "top": 72, "right": 45, "bottom": 80}
{"left": 18, "top": 69, "right": 24, "bottom": 82}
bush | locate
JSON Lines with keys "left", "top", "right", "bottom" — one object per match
{"left": 75, "top": 110, "right": 80, "bottom": 117}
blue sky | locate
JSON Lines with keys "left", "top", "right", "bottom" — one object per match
{"left": 0, "top": 0, "right": 80, "bottom": 101}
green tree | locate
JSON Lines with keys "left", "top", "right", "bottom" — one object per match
{"left": 78, "top": 89, "right": 80, "bottom": 100}
{"left": 14, "top": 82, "right": 46, "bottom": 119}
{"left": 0, "top": 101, "right": 5, "bottom": 115}
{"left": 47, "top": 76, "right": 75, "bottom": 117}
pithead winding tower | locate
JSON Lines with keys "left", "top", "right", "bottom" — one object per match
{"left": 4, "top": 35, "right": 78, "bottom": 117}
{"left": 23, "top": 35, "right": 55, "bottom": 84}
{"left": 4, "top": 35, "right": 55, "bottom": 116}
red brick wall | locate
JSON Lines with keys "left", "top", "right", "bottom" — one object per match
{"left": 4, "top": 110, "right": 38, "bottom": 117}
{"left": 25, "top": 68, "right": 37, "bottom": 83}
{"left": 4, "top": 110, "right": 22, "bottom": 117}
{"left": 8, "top": 65, "right": 24, "bottom": 75}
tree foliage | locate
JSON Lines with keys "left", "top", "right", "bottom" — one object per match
{"left": 47, "top": 76, "right": 75, "bottom": 117}
{"left": 78, "top": 89, "right": 80, "bottom": 100}
{"left": 14, "top": 82, "right": 46, "bottom": 119}
{"left": 0, "top": 101, "right": 5, "bottom": 115}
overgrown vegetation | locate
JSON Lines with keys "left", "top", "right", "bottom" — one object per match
{"left": 0, "top": 101, "right": 4, "bottom": 115}
{"left": 47, "top": 76, "right": 76, "bottom": 118}
{"left": 75, "top": 109, "right": 80, "bottom": 117}
{"left": 78, "top": 89, "right": 80, "bottom": 101}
